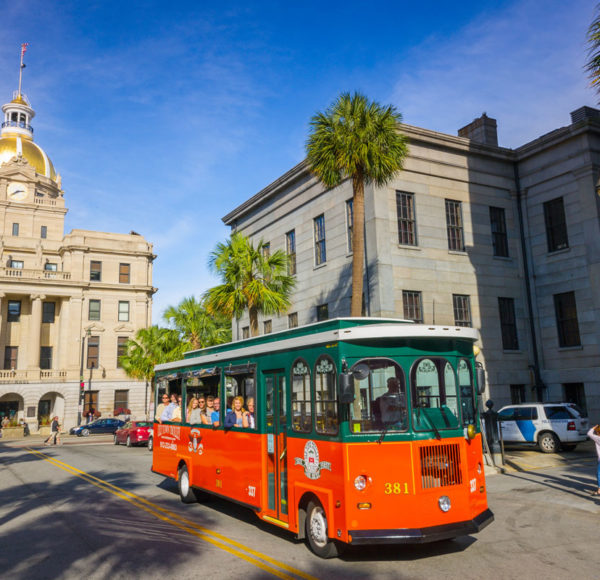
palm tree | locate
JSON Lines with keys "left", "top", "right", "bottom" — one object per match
{"left": 587, "top": 6, "right": 600, "bottom": 96}
{"left": 163, "top": 295, "right": 231, "bottom": 350}
{"left": 120, "top": 326, "right": 183, "bottom": 417}
{"left": 205, "top": 232, "right": 295, "bottom": 337}
{"left": 306, "top": 92, "right": 408, "bottom": 316}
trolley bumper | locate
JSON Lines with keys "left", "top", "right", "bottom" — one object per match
{"left": 348, "top": 508, "right": 494, "bottom": 545}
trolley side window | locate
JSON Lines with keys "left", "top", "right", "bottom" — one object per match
{"left": 314, "top": 356, "right": 338, "bottom": 434}
{"left": 184, "top": 368, "right": 221, "bottom": 426}
{"left": 411, "top": 358, "right": 460, "bottom": 431}
{"left": 224, "top": 364, "right": 257, "bottom": 424}
{"left": 458, "top": 358, "right": 476, "bottom": 426}
{"left": 349, "top": 358, "right": 407, "bottom": 433}
{"left": 291, "top": 358, "right": 312, "bottom": 432}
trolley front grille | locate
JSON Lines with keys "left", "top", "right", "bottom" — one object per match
{"left": 419, "top": 443, "right": 462, "bottom": 489}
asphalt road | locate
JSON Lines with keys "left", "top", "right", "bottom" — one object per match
{"left": 1, "top": 436, "right": 599, "bottom": 579}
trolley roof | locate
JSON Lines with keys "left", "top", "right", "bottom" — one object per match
{"left": 155, "top": 317, "right": 480, "bottom": 374}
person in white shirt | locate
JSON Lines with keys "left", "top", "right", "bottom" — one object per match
{"left": 587, "top": 425, "right": 600, "bottom": 496}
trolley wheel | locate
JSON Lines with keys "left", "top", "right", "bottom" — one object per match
{"left": 538, "top": 432, "right": 558, "bottom": 453}
{"left": 126, "top": 436, "right": 132, "bottom": 448}
{"left": 178, "top": 465, "right": 198, "bottom": 504}
{"left": 305, "top": 500, "right": 340, "bottom": 558}
{"left": 81, "top": 428, "right": 90, "bottom": 437}
{"left": 147, "top": 436, "right": 153, "bottom": 452}
{"left": 113, "top": 434, "right": 119, "bottom": 445}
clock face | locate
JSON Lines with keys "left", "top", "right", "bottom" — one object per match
{"left": 7, "top": 182, "right": 28, "bottom": 202}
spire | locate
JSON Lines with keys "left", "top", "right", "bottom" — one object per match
{"left": 18, "top": 43, "right": 29, "bottom": 98}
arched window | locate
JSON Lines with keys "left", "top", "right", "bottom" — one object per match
{"left": 291, "top": 358, "right": 311, "bottom": 432}
{"left": 314, "top": 356, "right": 338, "bottom": 434}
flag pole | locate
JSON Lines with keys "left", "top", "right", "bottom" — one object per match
{"left": 18, "top": 43, "right": 29, "bottom": 97}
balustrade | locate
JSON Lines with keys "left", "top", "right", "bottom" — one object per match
{"left": 0, "top": 267, "right": 71, "bottom": 281}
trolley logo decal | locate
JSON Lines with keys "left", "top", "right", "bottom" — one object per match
{"left": 188, "top": 428, "right": 204, "bottom": 455}
{"left": 294, "top": 440, "right": 331, "bottom": 480}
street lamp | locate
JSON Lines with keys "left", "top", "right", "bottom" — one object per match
{"left": 77, "top": 329, "right": 91, "bottom": 426}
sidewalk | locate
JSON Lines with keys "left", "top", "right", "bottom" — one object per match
{"left": 0, "top": 433, "right": 114, "bottom": 447}
{"left": 484, "top": 439, "right": 596, "bottom": 475}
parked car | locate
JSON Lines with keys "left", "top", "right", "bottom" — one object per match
{"left": 497, "top": 403, "right": 589, "bottom": 453}
{"left": 114, "top": 420, "right": 153, "bottom": 447}
{"left": 70, "top": 418, "right": 125, "bottom": 437}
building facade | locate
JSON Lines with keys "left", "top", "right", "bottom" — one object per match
{"left": 222, "top": 107, "right": 600, "bottom": 421}
{"left": 0, "top": 89, "right": 155, "bottom": 431}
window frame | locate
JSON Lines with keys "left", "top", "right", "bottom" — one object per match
{"left": 117, "top": 337, "right": 128, "bottom": 368}
{"left": 118, "top": 301, "right": 130, "bottom": 322}
{"left": 314, "top": 214, "right": 326, "bottom": 266}
{"left": 402, "top": 290, "right": 423, "bottom": 323}
{"left": 553, "top": 291, "right": 581, "bottom": 347}
{"left": 445, "top": 199, "right": 465, "bottom": 251}
{"left": 40, "top": 225, "right": 48, "bottom": 239}
{"left": 544, "top": 197, "right": 569, "bottom": 252}
{"left": 40, "top": 346, "right": 53, "bottom": 370}
{"left": 7, "top": 300, "right": 21, "bottom": 322}
{"left": 86, "top": 335, "right": 100, "bottom": 369}
{"left": 291, "top": 357, "right": 312, "bottom": 433}
{"left": 396, "top": 191, "right": 417, "bottom": 246}
{"left": 286, "top": 230, "right": 296, "bottom": 275}
{"left": 119, "top": 263, "right": 131, "bottom": 284}
{"left": 498, "top": 297, "right": 519, "bottom": 350}
{"left": 12, "top": 223, "right": 19, "bottom": 236}
{"left": 346, "top": 199, "right": 354, "bottom": 253}
{"left": 452, "top": 294, "right": 472, "bottom": 327}
{"left": 489, "top": 206, "right": 509, "bottom": 257}
{"left": 3, "top": 346, "right": 18, "bottom": 370}
{"left": 314, "top": 355, "right": 339, "bottom": 435}
{"left": 90, "top": 261, "right": 102, "bottom": 282}
{"left": 42, "top": 301, "right": 56, "bottom": 324}
{"left": 316, "top": 303, "right": 328, "bottom": 322}
{"left": 88, "top": 299, "right": 101, "bottom": 321}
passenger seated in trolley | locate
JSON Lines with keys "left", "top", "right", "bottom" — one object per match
{"left": 203, "top": 396, "right": 216, "bottom": 425}
{"left": 187, "top": 397, "right": 202, "bottom": 424}
{"left": 245, "top": 397, "right": 256, "bottom": 429}
{"left": 211, "top": 397, "right": 221, "bottom": 426}
{"left": 160, "top": 393, "right": 179, "bottom": 423}
{"left": 156, "top": 393, "right": 170, "bottom": 421}
{"left": 225, "top": 396, "right": 246, "bottom": 428}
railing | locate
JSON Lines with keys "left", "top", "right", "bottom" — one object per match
{"left": 0, "top": 267, "right": 71, "bottom": 281}
{"left": 1, "top": 120, "right": 33, "bottom": 133}
{"left": 34, "top": 197, "right": 57, "bottom": 206}
{"left": 0, "top": 369, "right": 68, "bottom": 383}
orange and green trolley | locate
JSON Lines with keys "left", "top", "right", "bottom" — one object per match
{"left": 151, "top": 317, "right": 493, "bottom": 557}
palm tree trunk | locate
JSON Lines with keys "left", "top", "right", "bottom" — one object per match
{"left": 249, "top": 305, "right": 259, "bottom": 336}
{"left": 351, "top": 174, "right": 365, "bottom": 317}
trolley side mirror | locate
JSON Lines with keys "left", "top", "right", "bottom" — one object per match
{"left": 338, "top": 373, "right": 355, "bottom": 404}
{"left": 476, "top": 365, "right": 486, "bottom": 395}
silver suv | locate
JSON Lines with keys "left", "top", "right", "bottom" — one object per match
{"left": 497, "top": 403, "right": 589, "bottom": 453}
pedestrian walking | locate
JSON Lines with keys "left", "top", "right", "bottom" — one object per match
{"left": 44, "top": 416, "right": 61, "bottom": 446}
{"left": 587, "top": 424, "right": 600, "bottom": 496}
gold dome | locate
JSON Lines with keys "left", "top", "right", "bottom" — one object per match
{"left": 10, "top": 94, "right": 28, "bottom": 106}
{"left": 0, "top": 135, "right": 56, "bottom": 181}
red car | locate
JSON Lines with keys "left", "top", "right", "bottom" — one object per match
{"left": 114, "top": 420, "right": 153, "bottom": 447}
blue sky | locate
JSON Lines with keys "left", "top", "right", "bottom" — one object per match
{"left": 0, "top": 0, "right": 596, "bottom": 323}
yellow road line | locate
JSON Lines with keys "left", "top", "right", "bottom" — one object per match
{"left": 26, "top": 448, "right": 317, "bottom": 580}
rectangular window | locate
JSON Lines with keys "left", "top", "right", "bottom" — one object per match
{"left": 87, "top": 336, "right": 99, "bottom": 369}
{"left": 90, "top": 261, "right": 102, "bottom": 281}
{"left": 554, "top": 291, "right": 580, "bottom": 347}
{"left": 119, "top": 263, "right": 130, "bottom": 284}
{"left": 316, "top": 303, "right": 329, "bottom": 321}
{"left": 118, "top": 301, "right": 130, "bottom": 322}
{"left": 41, "top": 225, "right": 47, "bottom": 239}
{"left": 42, "top": 302, "right": 56, "bottom": 324}
{"left": 498, "top": 297, "right": 519, "bottom": 350}
{"left": 83, "top": 391, "right": 98, "bottom": 417}
{"left": 89, "top": 299, "right": 101, "bottom": 321}
{"left": 544, "top": 197, "right": 568, "bottom": 252}
{"left": 7, "top": 300, "right": 21, "bottom": 322}
{"left": 489, "top": 206, "right": 509, "bottom": 257}
{"left": 346, "top": 199, "right": 354, "bottom": 253}
{"left": 242, "top": 326, "right": 249, "bottom": 339}
{"left": 12, "top": 223, "right": 19, "bottom": 236}
{"left": 286, "top": 230, "right": 296, "bottom": 275}
{"left": 9, "top": 260, "right": 23, "bottom": 269}
{"left": 114, "top": 390, "right": 129, "bottom": 410}
{"left": 3, "top": 346, "right": 18, "bottom": 370}
{"left": 264, "top": 320, "right": 272, "bottom": 334}
{"left": 117, "top": 337, "right": 128, "bottom": 368}
{"left": 262, "top": 243, "right": 270, "bottom": 258}
{"left": 402, "top": 290, "right": 423, "bottom": 323}
{"left": 397, "top": 191, "right": 417, "bottom": 246}
{"left": 510, "top": 384, "right": 526, "bottom": 404}
{"left": 291, "top": 359, "right": 312, "bottom": 433}
{"left": 40, "top": 346, "right": 53, "bottom": 370}
{"left": 445, "top": 199, "right": 465, "bottom": 251}
{"left": 44, "top": 262, "right": 57, "bottom": 271}
{"left": 563, "top": 382, "right": 587, "bottom": 416}
{"left": 314, "top": 214, "right": 326, "bottom": 265}
{"left": 288, "top": 312, "right": 298, "bottom": 328}
{"left": 452, "top": 294, "right": 472, "bottom": 327}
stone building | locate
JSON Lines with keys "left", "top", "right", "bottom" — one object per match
{"left": 222, "top": 107, "right": 600, "bottom": 421}
{"left": 0, "top": 88, "right": 155, "bottom": 431}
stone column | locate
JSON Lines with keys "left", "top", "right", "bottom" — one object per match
{"left": 28, "top": 294, "right": 45, "bottom": 369}
{"left": 0, "top": 292, "right": 5, "bottom": 356}
{"left": 58, "top": 297, "right": 71, "bottom": 370}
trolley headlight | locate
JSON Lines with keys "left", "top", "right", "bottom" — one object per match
{"left": 438, "top": 495, "right": 451, "bottom": 512}
{"left": 466, "top": 424, "right": 476, "bottom": 440}
{"left": 354, "top": 475, "right": 367, "bottom": 491}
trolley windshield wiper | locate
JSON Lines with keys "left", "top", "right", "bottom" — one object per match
{"left": 417, "top": 407, "right": 442, "bottom": 440}
{"left": 377, "top": 424, "right": 390, "bottom": 444}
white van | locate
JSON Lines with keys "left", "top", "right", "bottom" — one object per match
{"left": 497, "top": 403, "right": 588, "bottom": 453}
